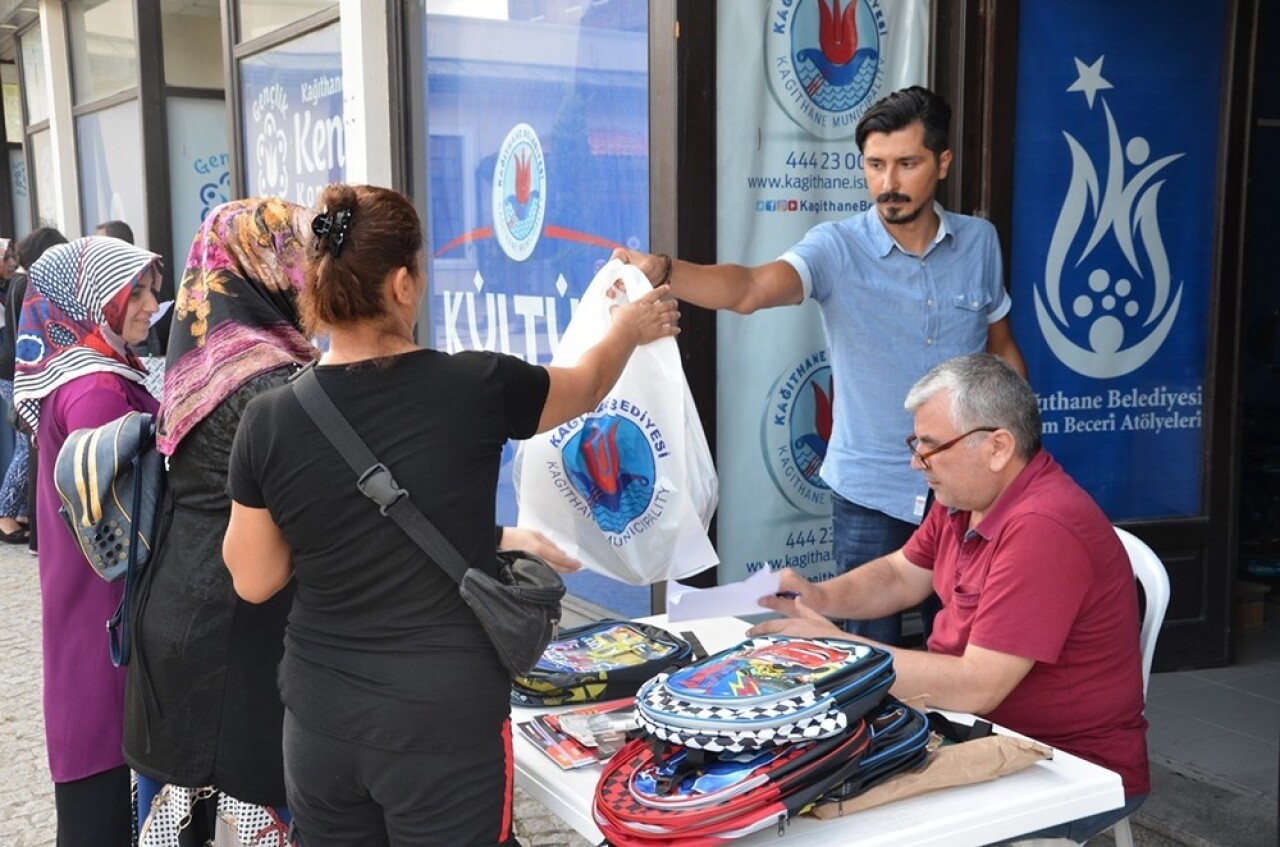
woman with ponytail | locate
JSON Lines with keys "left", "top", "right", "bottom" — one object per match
{"left": 223, "top": 184, "right": 677, "bottom": 846}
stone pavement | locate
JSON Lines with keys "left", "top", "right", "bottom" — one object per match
{"left": 0, "top": 542, "right": 593, "bottom": 847}
{"left": 0, "top": 543, "right": 56, "bottom": 844}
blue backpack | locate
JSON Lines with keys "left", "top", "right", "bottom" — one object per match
{"left": 511, "top": 619, "right": 699, "bottom": 707}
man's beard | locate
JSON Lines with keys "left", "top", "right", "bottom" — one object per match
{"left": 876, "top": 192, "right": 924, "bottom": 225}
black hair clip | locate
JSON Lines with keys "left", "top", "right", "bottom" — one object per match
{"left": 312, "top": 207, "right": 354, "bottom": 258}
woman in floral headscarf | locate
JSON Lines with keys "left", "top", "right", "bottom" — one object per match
{"left": 14, "top": 236, "right": 163, "bottom": 847}
{"left": 124, "top": 197, "right": 316, "bottom": 846}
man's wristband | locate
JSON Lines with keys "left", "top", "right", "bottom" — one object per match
{"left": 656, "top": 253, "right": 673, "bottom": 287}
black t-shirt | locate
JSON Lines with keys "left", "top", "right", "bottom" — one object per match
{"left": 228, "top": 349, "right": 549, "bottom": 751}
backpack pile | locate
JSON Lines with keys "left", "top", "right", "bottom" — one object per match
{"left": 511, "top": 620, "right": 697, "bottom": 707}
{"left": 592, "top": 635, "right": 930, "bottom": 846}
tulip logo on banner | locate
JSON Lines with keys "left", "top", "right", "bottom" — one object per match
{"left": 762, "top": 350, "right": 833, "bottom": 515}
{"left": 1034, "top": 56, "right": 1185, "bottom": 379}
{"left": 492, "top": 123, "right": 548, "bottom": 262}
{"left": 765, "top": 0, "right": 887, "bottom": 140}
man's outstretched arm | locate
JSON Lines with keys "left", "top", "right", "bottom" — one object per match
{"left": 611, "top": 249, "right": 804, "bottom": 315}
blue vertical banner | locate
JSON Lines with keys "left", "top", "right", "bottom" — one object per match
{"left": 240, "top": 23, "right": 344, "bottom": 207}
{"left": 422, "top": 3, "right": 650, "bottom": 532}
{"left": 1009, "top": 0, "right": 1226, "bottom": 520}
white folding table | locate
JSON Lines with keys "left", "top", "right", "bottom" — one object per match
{"left": 512, "top": 614, "right": 1125, "bottom": 847}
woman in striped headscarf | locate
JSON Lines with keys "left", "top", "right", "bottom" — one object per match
{"left": 14, "top": 235, "right": 162, "bottom": 847}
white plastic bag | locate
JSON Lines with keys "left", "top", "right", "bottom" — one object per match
{"left": 515, "top": 260, "right": 718, "bottom": 585}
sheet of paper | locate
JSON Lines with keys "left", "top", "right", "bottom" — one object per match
{"left": 665, "top": 567, "right": 780, "bottom": 622}
{"left": 149, "top": 300, "right": 174, "bottom": 326}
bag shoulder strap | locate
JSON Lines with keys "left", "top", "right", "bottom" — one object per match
{"left": 108, "top": 427, "right": 156, "bottom": 667}
{"left": 926, "top": 710, "right": 994, "bottom": 743}
{"left": 290, "top": 364, "right": 472, "bottom": 586}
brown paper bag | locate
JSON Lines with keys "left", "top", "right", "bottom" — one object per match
{"left": 808, "top": 734, "right": 1053, "bottom": 819}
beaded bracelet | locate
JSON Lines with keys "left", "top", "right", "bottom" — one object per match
{"left": 657, "top": 253, "right": 673, "bottom": 286}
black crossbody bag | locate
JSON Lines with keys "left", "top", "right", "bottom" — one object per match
{"left": 290, "top": 365, "right": 565, "bottom": 677}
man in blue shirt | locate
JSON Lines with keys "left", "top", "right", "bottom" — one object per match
{"left": 615, "top": 87, "right": 1025, "bottom": 645}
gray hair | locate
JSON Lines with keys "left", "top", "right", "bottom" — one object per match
{"left": 904, "top": 354, "right": 1041, "bottom": 460}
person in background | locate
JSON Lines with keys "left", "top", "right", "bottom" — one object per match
{"left": 752, "top": 353, "right": 1148, "bottom": 843}
{"left": 613, "top": 86, "right": 1024, "bottom": 645}
{"left": 223, "top": 183, "right": 677, "bottom": 845}
{"left": 14, "top": 237, "right": 163, "bottom": 847}
{"left": 95, "top": 219, "right": 135, "bottom": 244}
{"left": 0, "top": 236, "right": 24, "bottom": 543}
{"left": 1, "top": 228, "right": 69, "bottom": 556}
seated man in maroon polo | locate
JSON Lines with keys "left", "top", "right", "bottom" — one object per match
{"left": 752, "top": 352, "right": 1148, "bottom": 842}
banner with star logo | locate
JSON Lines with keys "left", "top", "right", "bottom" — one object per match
{"left": 1008, "top": 0, "right": 1227, "bottom": 520}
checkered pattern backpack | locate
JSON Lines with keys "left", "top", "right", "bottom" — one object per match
{"left": 635, "top": 635, "right": 895, "bottom": 753}
{"left": 511, "top": 620, "right": 698, "bottom": 707}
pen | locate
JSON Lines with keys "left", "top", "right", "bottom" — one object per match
{"left": 775, "top": 591, "right": 801, "bottom": 599}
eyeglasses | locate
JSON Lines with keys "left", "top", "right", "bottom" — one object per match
{"left": 905, "top": 427, "right": 998, "bottom": 470}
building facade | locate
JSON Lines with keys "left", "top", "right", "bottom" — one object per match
{"left": 0, "top": 0, "right": 1271, "bottom": 671}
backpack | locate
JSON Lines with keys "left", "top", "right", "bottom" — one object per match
{"left": 594, "top": 635, "right": 928, "bottom": 847}
{"left": 511, "top": 619, "right": 698, "bottom": 707}
{"left": 635, "top": 635, "right": 895, "bottom": 753}
{"left": 54, "top": 410, "right": 166, "bottom": 665}
{"left": 820, "top": 696, "right": 931, "bottom": 800}
{"left": 54, "top": 411, "right": 165, "bottom": 582}
{"left": 596, "top": 721, "right": 873, "bottom": 846}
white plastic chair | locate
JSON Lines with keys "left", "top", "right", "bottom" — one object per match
{"left": 1110, "top": 527, "right": 1171, "bottom": 846}
{"left": 1115, "top": 527, "right": 1171, "bottom": 700}
{"left": 1014, "top": 529, "right": 1170, "bottom": 847}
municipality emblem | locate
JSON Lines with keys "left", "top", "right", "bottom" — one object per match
{"left": 563, "top": 415, "right": 656, "bottom": 534}
{"left": 762, "top": 351, "right": 832, "bottom": 515}
{"left": 1034, "top": 56, "right": 1184, "bottom": 379}
{"left": 492, "top": 123, "right": 547, "bottom": 262}
{"left": 766, "top": 0, "right": 886, "bottom": 140}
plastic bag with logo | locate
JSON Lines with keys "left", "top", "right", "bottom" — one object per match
{"left": 515, "top": 259, "right": 718, "bottom": 585}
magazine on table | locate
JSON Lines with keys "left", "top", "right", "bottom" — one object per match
{"left": 517, "top": 698, "right": 637, "bottom": 770}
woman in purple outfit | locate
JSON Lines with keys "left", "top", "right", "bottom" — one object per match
{"left": 14, "top": 236, "right": 163, "bottom": 847}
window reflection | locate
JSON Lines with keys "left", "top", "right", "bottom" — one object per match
{"left": 77, "top": 101, "right": 149, "bottom": 246}
{"left": 19, "top": 25, "right": 47, "bottom": 125}
{"left": 30, "top": 129, "right": 56, "bottom": 228}
{"left": 237, "top": 0, "right": 336, "bottom": 43}
{"left": 68, "top": 0, "right": 139, "bottom": 104}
